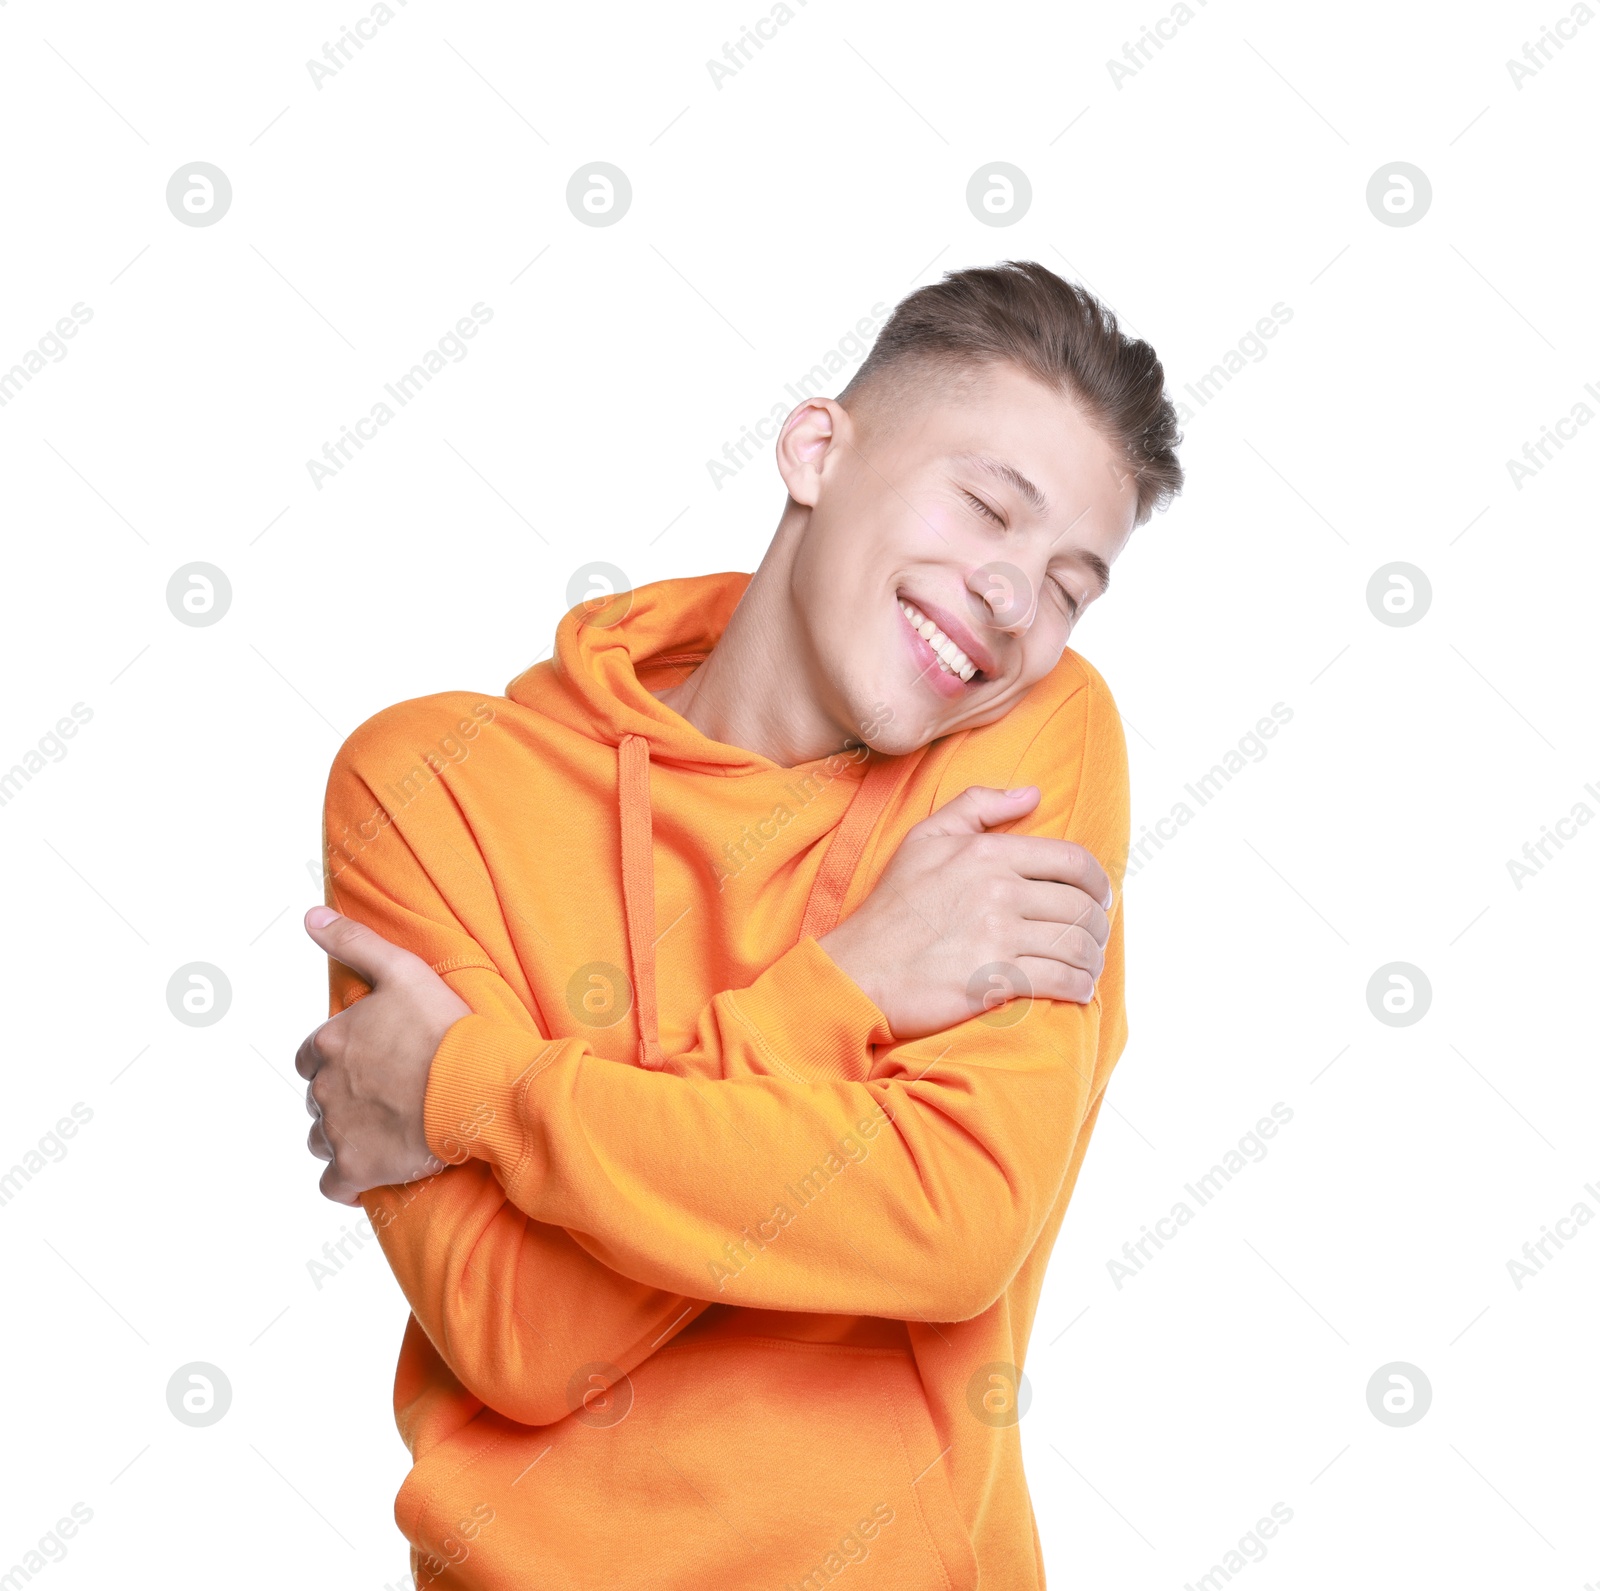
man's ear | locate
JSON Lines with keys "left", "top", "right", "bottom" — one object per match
{"left": 775, "top": 396, "right": 852, "bottom": 507}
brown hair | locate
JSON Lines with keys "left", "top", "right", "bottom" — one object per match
{"left": 840, "top": 260, "right": 1184, "bottom": 526}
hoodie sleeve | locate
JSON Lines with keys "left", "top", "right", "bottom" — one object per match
{"left": 323, "top": 704, "right": 895, "bottom": 1426}
{"left": 343, "top": 958, "right": 711, "bottom": 1429}
{"left": 422, "top": 671, "right": 1130, "bottom": 1323}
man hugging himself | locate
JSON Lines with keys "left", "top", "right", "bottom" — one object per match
{"left": 295, "top": 259, "right": 1184, "bottom": 1589}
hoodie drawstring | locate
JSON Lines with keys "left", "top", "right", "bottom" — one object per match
{"left": 617, "top": 734, "right": 667, "bottom": 1070}
{"left": 797, "top": 755, "right": 905, "bottom": 943}
{"left": 616, "top": 734, "right": 905, "bottom": 1071}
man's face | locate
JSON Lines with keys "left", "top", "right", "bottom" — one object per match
{"left": 785, "top": 361, "right": 1140, "bottom": 757}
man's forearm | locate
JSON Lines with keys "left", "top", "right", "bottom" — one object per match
{"left": 423, "top": 913, "right": 1123, "bottom": 1323}
{"left": 321, "top": 936, "right": 886, "bottom": 1423}
{"left": 360, "top": 1160, "right": 708, "bottom": 1427}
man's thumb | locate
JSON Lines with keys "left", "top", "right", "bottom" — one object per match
{"left": 920, "top": 785, "right": 1040, "bottom": 837}
{"left": 304, "top": 906, "right": 403, "bottom": 984}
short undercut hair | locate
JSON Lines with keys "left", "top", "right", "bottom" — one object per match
{"left": 839, "top": 260, "right": 1185, "bottom": 527}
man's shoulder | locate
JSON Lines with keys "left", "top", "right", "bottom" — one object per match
{"left": 1052, "top": 647, "right": 1119, "bottom": 721}
{"left": 1059, "top": 649, "right": 1127, "bottom": 772}
{"left": 980, "top": 647, "right": 1126, "bottom": 769}
{"left": 327, "top": 689, "right": 510, "bottom": 792}
{"left": 945, "top": 648, "right": 1128, "bottom": 850}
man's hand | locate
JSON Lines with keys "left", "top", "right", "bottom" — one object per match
{"left": 818, "top": 785, "right": 1112, "bottom": 1042}
{"left": 297, "top": 905, "right": 471, "bottom": 1205}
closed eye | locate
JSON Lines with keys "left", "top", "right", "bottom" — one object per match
{"left": 1051, "top": 579, "right": 1080, "bottom": 617}
{"left": 961, "top": 490, "right": 1004, "bottom": 526}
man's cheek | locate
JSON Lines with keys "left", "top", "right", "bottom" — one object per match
{"left": 906, "top": 502, "right": 968, "bottom": 549}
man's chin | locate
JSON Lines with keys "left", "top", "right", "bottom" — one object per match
{"left": 847, "top": 699, "right": 940, "bottom": 758}
{"left": 840, "top": 674, "right": 984, "bottom": 757}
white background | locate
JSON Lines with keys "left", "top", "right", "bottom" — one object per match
{"left": 2, "top": 0, "right": 1596, "bottom": 1585}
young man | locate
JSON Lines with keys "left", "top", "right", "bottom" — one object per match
{"left": 296, "top": 260, "right": 1183, "bottom": 1590}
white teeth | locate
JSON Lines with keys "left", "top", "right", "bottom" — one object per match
{"left": 899, "top": 599, "right": 978, "bottom": 682}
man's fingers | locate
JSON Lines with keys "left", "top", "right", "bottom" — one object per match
{"left": 303, "top": 905, "right": 417, "bottom": 988}
{"left": 910, "top": 793, "right": 1116, "bottom": 914}
{"left": 1013, "top": 881, "right": 1109, "bottom": 947}
{"left": 295, "top": 1015, "right": 346, "bottom": 1081}
{"left": 1014, "top": 921, "right": 1105, "bottom": 980}
{"left": 307, "top": 1120, "right": 334, "bottom": 1162}
{"left": 987, "top": 834, "right": 1112, "bottom": 911}
{"left": 914, "top": 785, "right": 1040, "bottom": 839}
{"left": 294, "top": 1027, "right": 322, "bottom": 1081}
{"left": 319, "top": 1163, "right": 363, "bottom": 1207}
{"left": 1013, "top": 956, "right": 1098, "bottom": 1006}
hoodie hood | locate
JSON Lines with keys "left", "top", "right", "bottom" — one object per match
{"left": 510, "top": 570, "right": 770, "bottom": 775}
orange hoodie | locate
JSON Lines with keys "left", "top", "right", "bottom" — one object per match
{"left": 324, "top": 570, "right": 1130, "bottom": 1591}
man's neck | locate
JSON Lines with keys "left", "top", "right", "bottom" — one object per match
{"left": 651, "top": 507, "right": 853, "bottom": 768}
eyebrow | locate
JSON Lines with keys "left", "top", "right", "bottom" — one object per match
{"left": 954, "top": 452, "right": 1112, "bottom": 598}
{"left": 1076, "top": 550, "right": 1113, "bottom": 599}
{"left": 956, "top": 452, "right": 1050, "bottom": 517}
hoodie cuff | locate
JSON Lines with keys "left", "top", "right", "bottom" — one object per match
{"left": 423, "top": 1013, "right": 540, "bottom": 1183}
{"left": 718, "top": 935, "right": 894, "bottom": 1085}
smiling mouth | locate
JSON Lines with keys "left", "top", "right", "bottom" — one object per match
{"left": 898, "top": 597, "right": 981, "bottom": 684}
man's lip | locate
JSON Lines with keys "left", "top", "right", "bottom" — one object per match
{"left": 897, "top": 591, "right": 999, "bottom": 677}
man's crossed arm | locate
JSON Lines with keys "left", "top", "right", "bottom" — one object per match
{"left": 297, "top": 693, "right": 1126, "bottom": 1425}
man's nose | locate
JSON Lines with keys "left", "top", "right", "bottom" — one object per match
{"left": 969, "top": 563, "right": 1038, "bottom": 635}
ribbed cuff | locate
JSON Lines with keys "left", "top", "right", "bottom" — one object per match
{"left": 422, "top": 1012, "right": 540, "bottom": 1187}
{"left": 721, "top": 935, "right": 894, "bottom": 1084}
